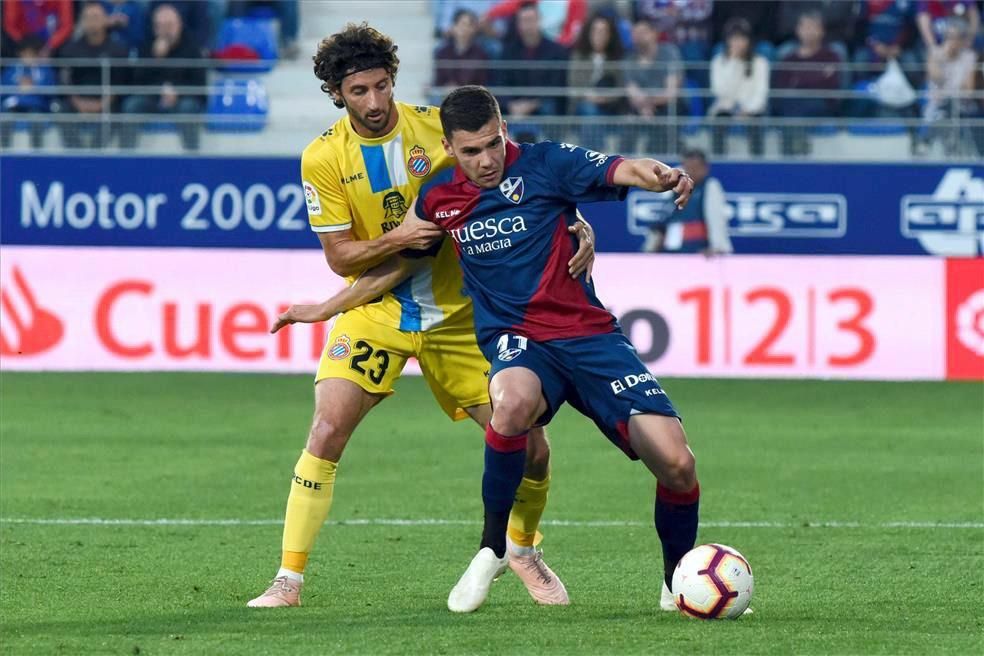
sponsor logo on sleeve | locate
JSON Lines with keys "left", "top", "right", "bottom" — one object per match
{"left": 303, "top": 180, "right": 322, "bottom": 216}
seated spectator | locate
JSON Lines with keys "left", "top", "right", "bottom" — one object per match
{"left": 53, "top": 1, "right": 129, "bottom": 149}
{"left": 917, "top": 17, "right": 978, "bottom": 154}
{"left": 148, "top": 0, "right": 211, "bottom": 52}
{"left": 494, "top": 1, "right": 568, "bottom": 138}
{"left": 486, "top": 0, "right": 587, "bottom": 47}
{"left": 435, "top": 0, "right": 497, "bottom": 37}
{"left": 772, "top": 10, "right": 844, "bottom": 155}
{"left": 643, "top": 149, "right": 732, "bottom": 255}
{"left": 635, "top": 0, "right": 714, "bottom": 84}
{"left": 916, "top": 0, "right": 979, "bottom": 50}
{"left": 227, "top": 0, "right": 300, "bottom": 59}
{"left": 708, "top": 17, "right": 769, "bottom": 156}
{"left": 621, "top": 18, "right": 682, "bottom": 155}
{"left": 567, "top": 11, "right": 625, "bottom": 150}
{"left": 850, "top": 0, "right": 920, "bottom": 119}
{"left": 119, "top": 3, "right": 207, "bottom": 151}
{"left": 101, "top": 0, "right": 147, "bottom": 55}
{"left": 434, "top": 9, "right": 490, "bottom": 90}
{"left": 854, "top": 0, "right": 918, "bottom": 80}
{"left": 776, "top": 0, "right": 859, "bottom": 56}
{"left": 1, "top": 35, "right": 54, "bottom": 149}
{"left": 2, "top": 0, "right": 74, "bottom": 57}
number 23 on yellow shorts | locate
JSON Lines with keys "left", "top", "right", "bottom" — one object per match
{"left": 316, "top": 309, "right": 415, "bottom": 397}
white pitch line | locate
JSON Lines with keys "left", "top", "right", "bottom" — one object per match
{"left": 0, "top": 518, "right": 982, "bottom": 529}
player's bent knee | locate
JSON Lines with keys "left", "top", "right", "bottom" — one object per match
{"left": 491, "top": 394, "right": 538, "bottom": 436}
{"left": 306, "top": 416, "right": 351, "bottom": 460}
{"left": 662, "top": 449, "right": 697, "bottom": 491}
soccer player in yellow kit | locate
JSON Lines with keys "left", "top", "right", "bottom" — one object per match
{"left": 248, "top": 23, "right": 592, "bottom": 608}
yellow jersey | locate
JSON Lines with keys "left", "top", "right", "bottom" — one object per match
{"left": 301, "top": 102, "right": 469, "bottom": 331}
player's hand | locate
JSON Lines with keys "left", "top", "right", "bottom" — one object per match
{"left": 568, "top": 219, "right": 596, "bottom": 282}
{"left": 270, "top": 302, "right": 334, "bottom": 333}
{"left": 658, "top": 167, "right": 694, "bottom": 210}
{"left": 390, "top": 203, "right": 444, "bottom": 250}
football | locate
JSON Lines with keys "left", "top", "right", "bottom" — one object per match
{"left": 672, "top": 544, "right": 754, "bottom": 619}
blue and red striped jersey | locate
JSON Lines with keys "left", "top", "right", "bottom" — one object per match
{"left": 415, "top": 140, "right": 626, "bottom": 344}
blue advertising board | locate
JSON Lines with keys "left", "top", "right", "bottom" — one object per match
{"left": 2, "top": 155, "right": 981, "bottom": 255}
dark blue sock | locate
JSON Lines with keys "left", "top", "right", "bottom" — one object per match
{"left": 480, "top": 425, "right": 527, "bottom": 558}
{"left": 654, "top": 482, "right": 700, "bottom": 589}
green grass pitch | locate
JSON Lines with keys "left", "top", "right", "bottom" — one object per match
{"left": 1, "top": 372, "right": 982, "bottom": 655}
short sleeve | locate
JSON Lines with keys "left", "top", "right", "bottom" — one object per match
{"left": 301, "top": 147, "right": 353, "bottom": 234}
{"left": 543, "top": 142, "right": 627, "bottom": 204}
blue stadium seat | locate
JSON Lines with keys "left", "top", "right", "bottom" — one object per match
{"left": 206, "top": 77, "right": 269, "bottom": 133}
{"left": 214, "top": 18, "right": 278, "bottom": 72}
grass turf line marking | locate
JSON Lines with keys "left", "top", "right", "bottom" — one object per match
{"left": 1, "top": 518, "right": 981, "bottom": 529}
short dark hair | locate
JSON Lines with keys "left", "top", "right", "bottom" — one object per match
{"left": 16, "top": 35, "right": 45, "bottom": 54}
{"left": 682, "top": 148, "right": 707, "bottom": 163}
{"left": 313, "top": 22, "right": 400, "bottom": 108}
{"left": 439, "top": 85, "right": 502, "bottom": 140}
{"left": 452, "top": 8, "right": 478, "bottom": 25}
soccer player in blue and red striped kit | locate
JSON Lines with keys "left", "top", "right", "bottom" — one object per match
{"left": 275, "top": 84, "right": 702, "bottom": 614}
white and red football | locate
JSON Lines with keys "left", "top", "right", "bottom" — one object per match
{"left": 672, "top": 543, "right": 754, "bottom": 619}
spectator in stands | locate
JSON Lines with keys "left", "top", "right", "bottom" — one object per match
{"left": 772, "top": 10, "right": 844, "bottom": 155}
{"left": 54, "top": 1, "right": 129, "bottom": 149}
{"left": 434, "top": 8, "right": 490, "bottom": 89}
{"left": 101, "top": 0, "right": 147, "bottom": 55}
{"left": 568, "top": 11, "right": 626, "bottom": 150}
{"left": 917, "top": 16, "right": 978, "bottom": 154}
{"left": 644, "top": 149, "right": 731, "bottom": 255}
{"left": 494, "top": 1, "right": 568, "bottom": 137}
{"left": 708, "top": 17, "right": 769, "bottom": 156}
{"left": 634, "top": 0, "right": 714, "bottom": 84}
{"left": 435, "top": 0, "right": 497, "bottom": 37}
{"left": 148, "top": 0, "right": 211, "bottom": 52}
{"left": 621, "top": 18, "right": 682, "bottom": 155}
{"left": 916, "top": 0, "right": 979, "bottom": 50}
{"left": 850, "top": 0, "right": 920, "bottom": 120}
{"left": 119, "top": 3, "right": 206, "bottom": 151}
{"left": 854, "top": 0, "right": 918, "bottom": 81}
{"left": 228, "top": 0, "right": 300, "bottom": 59}
{"left": 0, "top": 35, "right": 55, "bottom": 149}
{"left": 2, "top": 0, "right": 74, "bottom": 57}
{"left": 711, "top": 1, "right": 780, "bottom": 50}
{"left": 486, "top": 0, "right": 587, "bottom": 47}
{"left": 776, "top": 0, "right": 859, "bottom": 57}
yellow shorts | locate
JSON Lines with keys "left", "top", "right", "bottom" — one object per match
{"left": 316, "top": 306, "right": 490, "bottom": 420}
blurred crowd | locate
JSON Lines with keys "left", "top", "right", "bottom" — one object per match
{"left": 432, "top": 0, "right": 984, "bottom": 155}
{"left": 1, "top": 0, "right": 298, "bottom": 149}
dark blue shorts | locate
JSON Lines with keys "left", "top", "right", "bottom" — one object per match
{"left": 481, "top": 331, "right": 679, "bottom": 460}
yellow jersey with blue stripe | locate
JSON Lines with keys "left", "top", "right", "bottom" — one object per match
{"left": 301, "top": 102, "right": 469, "bottom": 331}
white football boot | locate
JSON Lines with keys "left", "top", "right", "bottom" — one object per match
{"left": 447, "top": 547, "right": 509, "bottom": 613}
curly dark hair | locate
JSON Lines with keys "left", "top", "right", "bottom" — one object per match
{"left": 313, "top": 23, "right": 400, "bottom": 109}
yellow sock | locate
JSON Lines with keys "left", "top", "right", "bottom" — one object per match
{"left": 280, "top": 449, "right": 337, "bottom": 574}
{"left": 508, "top": 475, "right": 550, "bottom": 547}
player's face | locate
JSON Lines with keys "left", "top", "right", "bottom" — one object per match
{"left": 443, "top": 118, "right": 508, "bottom": 189}
{"left": 339, "top": 68, "right": 397, "bottom": 137}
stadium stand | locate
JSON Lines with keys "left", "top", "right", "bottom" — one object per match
{"left": 1, "top": 0, "right": 981, "bottom": 159}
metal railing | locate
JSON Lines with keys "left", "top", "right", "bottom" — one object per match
{"left": 2, "top": 56, "right": 982, "bottom": 158}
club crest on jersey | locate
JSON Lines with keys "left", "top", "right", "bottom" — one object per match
{"left": 327, "top": 335, "right": 352, "bottom": 360}
{"left": 407, "top": 144, "right": 432, "bottom": 178}
{"left": 500, "top": 177, "right": 525, "bottom": 204}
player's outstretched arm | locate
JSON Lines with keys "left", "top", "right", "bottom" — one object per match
{"left": 317, "top": 217, "right": 444, "bottom": 278}
{"left": 270, "top": 257, "right": 423, "bottom": 333}
{"left": 612, "top": 158, "right": 695, "bottom": 209}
